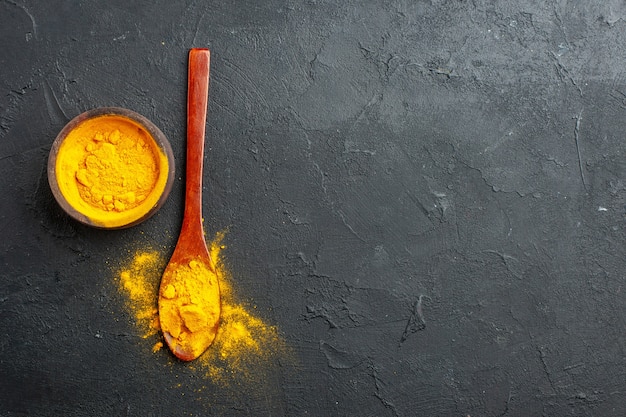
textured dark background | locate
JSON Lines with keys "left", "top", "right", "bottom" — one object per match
{"left": 2, "top": 1, "right": 626, "bottom": 416}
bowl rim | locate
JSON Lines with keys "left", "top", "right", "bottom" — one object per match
{"left": 47, "top": 107, "right": 175, "bottom": 229}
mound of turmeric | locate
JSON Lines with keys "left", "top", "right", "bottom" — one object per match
{"left": 159, "top": 259, "right": 221, "bottom": 361}
{"left": 54, "top": 114, "right": 170, "bottom": 228}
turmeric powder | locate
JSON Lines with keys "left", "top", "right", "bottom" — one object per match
{"left": 53, "top": 113, "right": 171, "bottom": 228}
{"left": 116, "top": 232, "right": 290, "bottom": 387}
{"left": 118, "top": 251, "right": 163, "bottom": 339}
{"left": 158, "top": 258, "right": 221, "bottom": 360}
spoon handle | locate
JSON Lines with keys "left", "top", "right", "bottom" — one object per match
{"left": 182, "top": 48, "right": 211, "bottom": 237}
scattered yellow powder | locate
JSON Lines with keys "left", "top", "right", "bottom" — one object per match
{"left": 196, "top": 237, "right": 290, "bottom": 387}
{"left": 152, "top": 341, "right": 164, "bottom": 353}
{"left": 117, "top": 250, "right": 164, "bottom": 340}
{"left": 115, "top": 231, "right": 290, "bottom": 387}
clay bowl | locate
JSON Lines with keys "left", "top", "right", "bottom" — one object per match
{"left": 48, "top": 107, "right": 175, "bottom": 229}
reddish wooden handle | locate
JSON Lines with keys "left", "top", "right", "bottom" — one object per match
{"left": 182, "top": 48, "right": 211, "bottom": 235}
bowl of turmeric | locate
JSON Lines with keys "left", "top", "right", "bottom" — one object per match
{"left": 48, "top": 107, "right": 175, "bottom": 229}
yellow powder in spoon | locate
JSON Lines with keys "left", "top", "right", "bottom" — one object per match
{"left": 158, "top": 258, "right": 221, "bottom": 360}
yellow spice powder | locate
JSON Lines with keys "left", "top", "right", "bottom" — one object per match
{"left": 159, "top": 258, "right": 220, "bottom": 361}
{"left": 116, "top": 231, "right": 288, "bottom": 385}
{"left": 76, "top": 130, "right": 157, "bottom": 212}
{"left": 118, "top": 251, "right": 163, "bottom": 339}
{"left": 55, "top": 114, "right": 169, "bottom": 228}
{"left": 199, "top": 301, "right": 283, "bottom": 386}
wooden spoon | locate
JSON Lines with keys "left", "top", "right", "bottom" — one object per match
{"left": 158, "top": 48, "right": 220, "bottom": 361}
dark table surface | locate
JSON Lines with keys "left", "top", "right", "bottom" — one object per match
{"left": 2, "top": 1, "right": 626, "bottom": 416}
